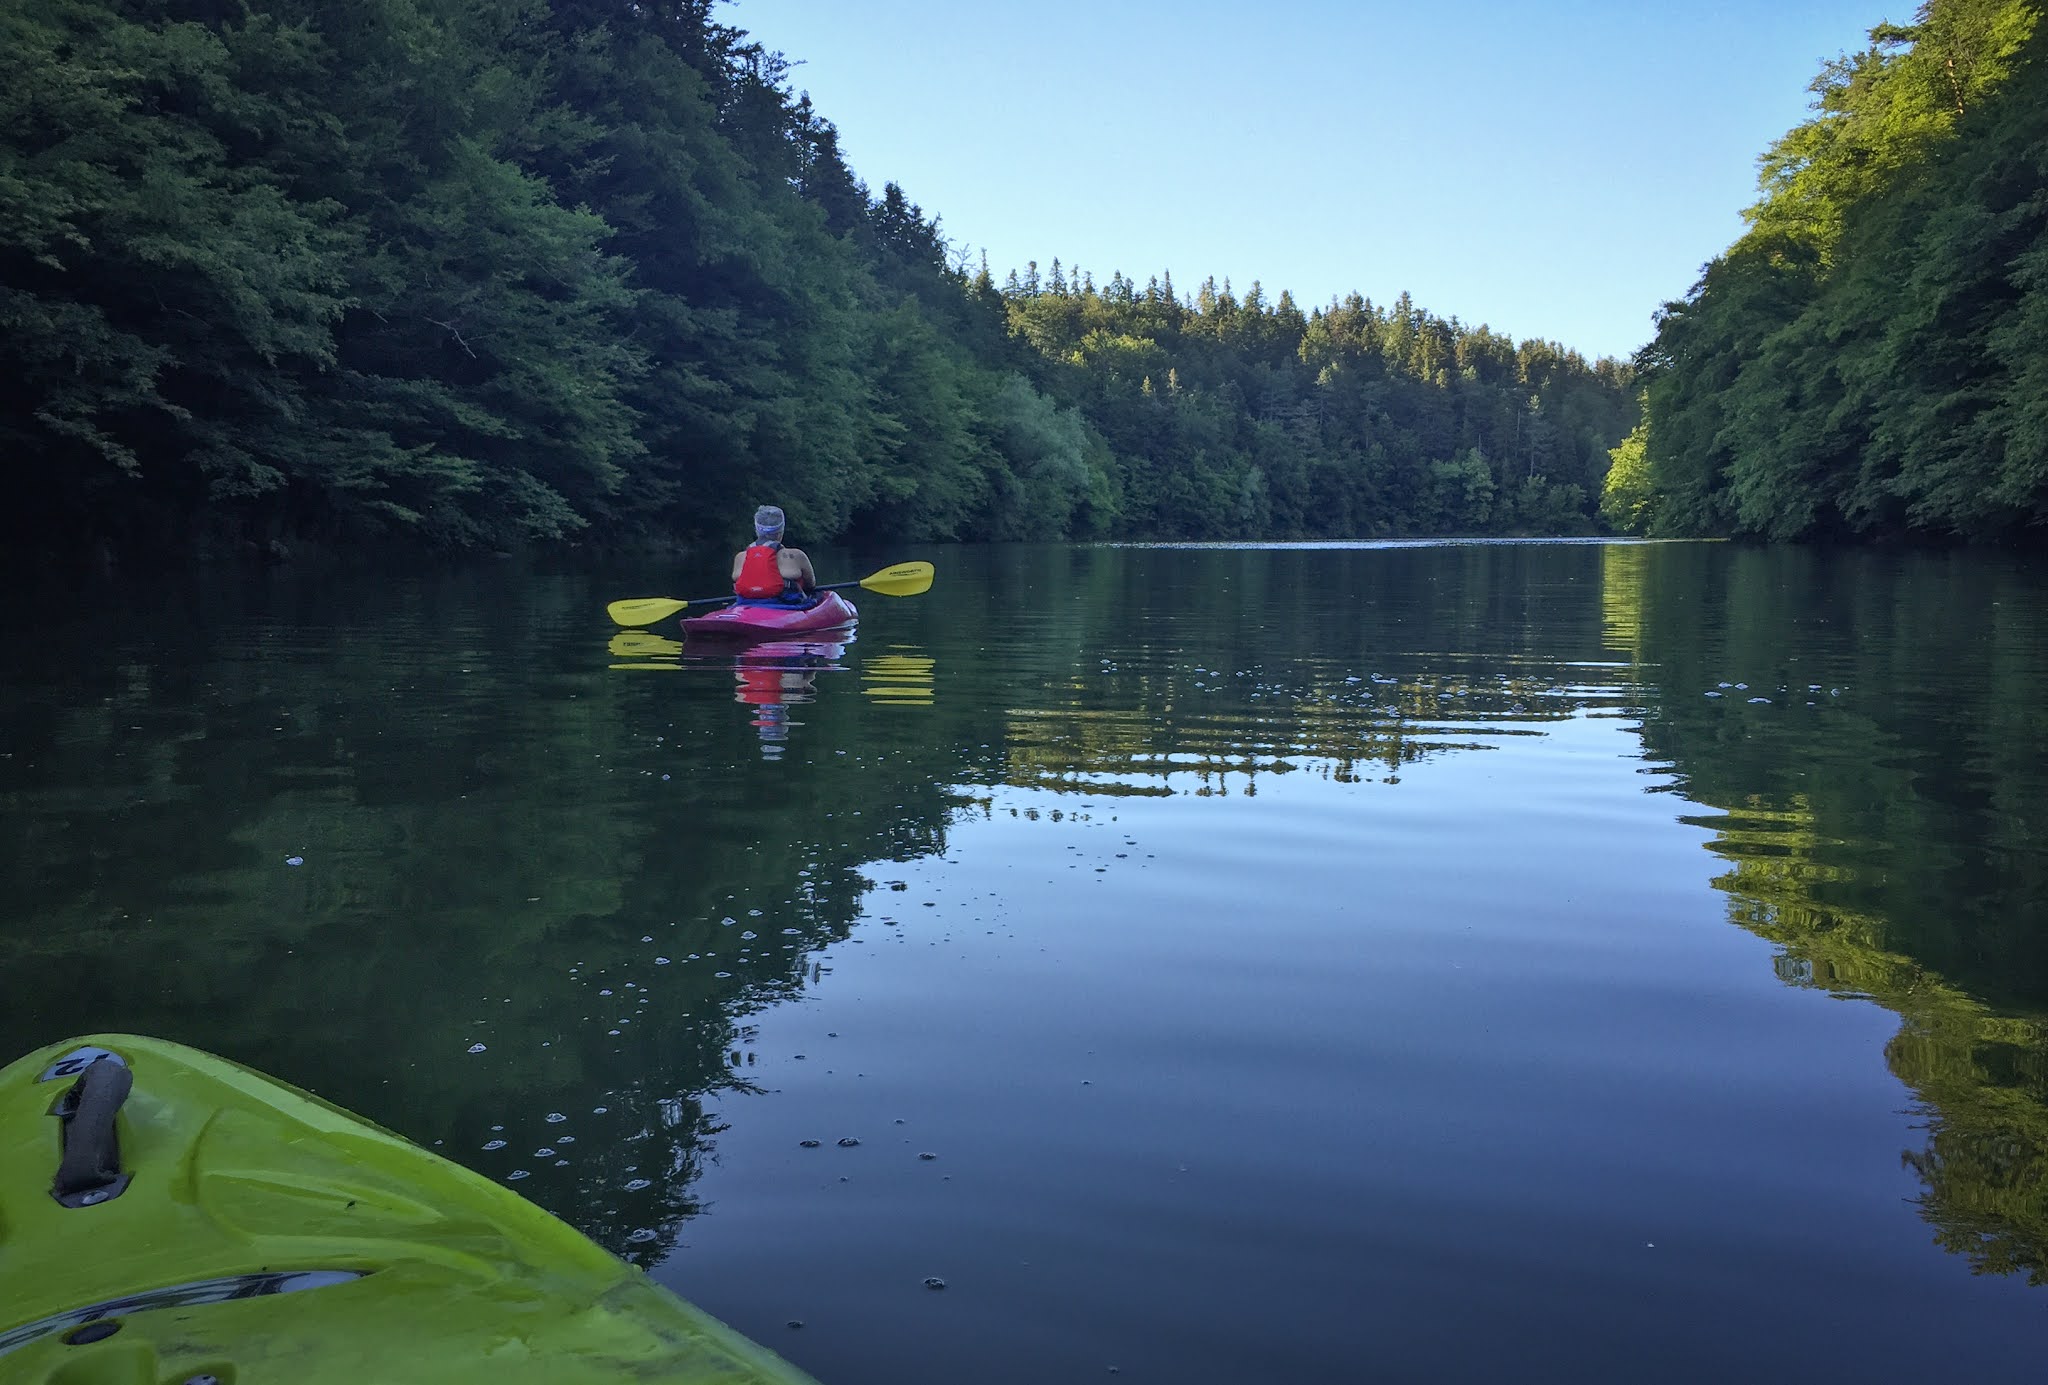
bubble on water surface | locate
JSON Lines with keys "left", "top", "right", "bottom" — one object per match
{"left": 545, "top": 1112, "right": 567, "bottom": 1124}
{"left": 624, "top": 1178, "right": 653, "bottom": 1191}
{"left": 506, "top": 1170, "right": 529, "bottom": 1181}
{"left": 482, "top": 1139, "right": 506, "bottom": 1151}
{"left": 800, "top": 1139, "right": 821, "bottom": 1148}
{"left": 625, "top": 1228, "right": 658, "bottom": 1245}
{"left": 466, "top": 1043, "right": 487, "bottom": 1054}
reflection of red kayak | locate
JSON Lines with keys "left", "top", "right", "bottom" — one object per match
{"left": 735, "top": 666, "right": 811, "bottom": 707}
{"left": 736, "top": 637, "right": 850, "bottom": 662}
{"left": 680, "top": 592, "right": 857, "bottom": 640}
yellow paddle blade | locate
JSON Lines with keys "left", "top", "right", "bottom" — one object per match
{"left": 857, "top": 561, "right": 934, "bottom": 598}
{"left": 607, "top": 597, "right": 689, "bottom": 627}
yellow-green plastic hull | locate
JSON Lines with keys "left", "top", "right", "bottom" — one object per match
{"left": 0, "top": 1035, "right": 818, "bottom": 1384}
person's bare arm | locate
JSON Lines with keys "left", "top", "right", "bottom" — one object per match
{"left": 782, "top": 548, "right": 817, "bottom": 589}
{"left": 731, "top": 550, "right": 746, "bottom": 582}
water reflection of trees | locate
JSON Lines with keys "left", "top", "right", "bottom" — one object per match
{"left": 0, "top": 547, "right": 1653, "bottom": 1276}
{"left": 0, "top": 568, "right": 971, "bottom": 1269}
{"left": 1610, "top": 542, "right": 2048, "bottom": 1286}
{"left": 9, "top": 544, "right": 2045, "bottom": 1289}
{"left": 963, "top": 542, "right": 1636, "bottom": 797}
{"left": 995, "top": 672, "right": 1587, "bottom": 795}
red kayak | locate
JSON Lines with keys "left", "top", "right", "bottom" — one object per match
{"left": 681, "top": 591, "right": 858, "bottom": 640}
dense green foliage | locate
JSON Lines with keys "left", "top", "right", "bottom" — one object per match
{"left": 996, "top": 271, "right": 1634, "bottom": 541}
{"left": 1, "top": 0, "right": 1634, "bottom": 559}
{"left": 1617, "top": 0, "right": 2048, "bottom": 541}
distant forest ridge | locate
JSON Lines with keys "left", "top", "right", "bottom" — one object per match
{"left": 1, "top": 0, "right": 1635, "bottom": 561}
{"left": 1605, "top": 0, "right": 2048, "bottom": 543}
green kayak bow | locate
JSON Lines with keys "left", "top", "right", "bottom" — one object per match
{"left": 0, "top": 1034, "right": 817, "bottom": 1384}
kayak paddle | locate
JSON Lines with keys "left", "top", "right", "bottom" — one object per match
{"left": 607, "top": 561, "right": 935, "bottom": 627}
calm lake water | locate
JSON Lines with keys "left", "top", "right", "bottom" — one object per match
{"left": 3, "top": 540, "right": 2045, "bottom": 1382}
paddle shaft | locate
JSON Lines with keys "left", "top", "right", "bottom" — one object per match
{"left": 606, "top": 561, "right": 931, "bottom": 628}
{"left": 707, "top": 574, "right": 856, "bottom": 606}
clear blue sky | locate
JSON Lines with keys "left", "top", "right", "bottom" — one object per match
{"left": 733, "top": 0, "right": 1891, "bottom": 361}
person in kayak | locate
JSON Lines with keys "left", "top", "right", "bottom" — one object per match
{"left": 731, "top": 505, "right": 819, "bottom": 606}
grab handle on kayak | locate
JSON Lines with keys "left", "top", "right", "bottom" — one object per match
{"left": 52, "top": 1057, "right": 134, "bottom": 1208}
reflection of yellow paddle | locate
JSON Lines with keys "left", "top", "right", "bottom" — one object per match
{"left": 608, "top": 631, "right": 684, "bottom": 658}
{"left": 606, "top": 562, "right": 935, "bottom": 628}
{"left": 861, "top": 651, "right": 936, "bottom": 707}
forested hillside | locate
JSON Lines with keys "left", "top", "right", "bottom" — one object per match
{"left": 2, "top": 0, "right": 1634, "bottom": 561}
{"left": 996, "top": 269, "right": 1633, "bottom": 541}
{"left": 1607, "top": 0, "right": 2047, "bottom": 542}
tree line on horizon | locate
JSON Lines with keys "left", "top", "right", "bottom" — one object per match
{"left": 1, "top": 0, "right": 1635, "bottom": 563}
{"left": 1604, "top": 0, "right": 2048, "bottom": 544}
{"left": 987, "top": 263, "right": 1635, "bottom": 542}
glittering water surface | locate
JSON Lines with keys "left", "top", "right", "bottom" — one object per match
{"left": 4, "top": 542, "right": 2046, "bottom": 1383}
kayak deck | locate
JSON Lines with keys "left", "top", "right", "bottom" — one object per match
{"left": 0, "top": 1035, "right": 817, "bottom": 1384}
{"left": 681, "top": 591, "right": 856, "bottom": 640}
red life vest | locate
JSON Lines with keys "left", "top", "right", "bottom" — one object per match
{"left": 735, "top": 543, "right": 787, "bottom": 598}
